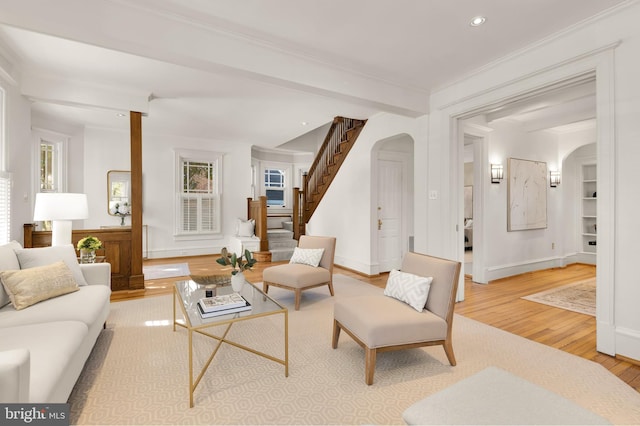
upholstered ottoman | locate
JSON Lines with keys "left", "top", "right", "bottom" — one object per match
{"left": 402, "top": 366, "right": 609, "bottom": 425}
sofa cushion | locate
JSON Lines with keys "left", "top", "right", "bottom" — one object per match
{"left": 334, "top": 295, "right": 447, "bottom": 348}
{"left": 0, "top": 241, "right": 22, "bottom": 308}
{"left": 0, "top": 321, "right": 88, "bottom": 403}
{"left": 15, "top": 245, "right": 88, "bottom": 286}
{"left": 0, "top": 285, "right": 110, "bottom": 329}
{"left": 384, "top": 269, "right": 433, "bottom": 312}
{"left": 263, "top": 263, "right": 331, "bottom": 288}
{"left": 0, "top": 261, "right": 79, "bottom": 310}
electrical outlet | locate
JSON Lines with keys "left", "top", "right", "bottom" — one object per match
{"left": 429, "top": 190, "right": 438, "bottom": 200}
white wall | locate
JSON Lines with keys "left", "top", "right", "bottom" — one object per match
{"left": 307, "top": 112, "right": 420, "bottom": 275}
{"left": 478, "top": 121, "right": 564, "bottom": 279}
{"left": 80, "top": 126, "right": 253, "bottom": 258}
{"left": 425, "top": 1, "right": 640, "bottom": 360}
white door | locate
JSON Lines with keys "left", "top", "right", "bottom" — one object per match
{"left": 377, "top": 157, "right": 404, "bottom": 272}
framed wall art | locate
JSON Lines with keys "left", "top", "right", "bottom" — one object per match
{"left": 507, "top": 158, "right": 547, "bottom": 231}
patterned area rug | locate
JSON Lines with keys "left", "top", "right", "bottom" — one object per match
{"left": 142, "top": 263, "right": 191, "bottom": 280}
{"left": 68, "top": 275, "right": 640, "bottom": 425}
{"left": 522, "top": 278, "right": 596, "bottom": 316}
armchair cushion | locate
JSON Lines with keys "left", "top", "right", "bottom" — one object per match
{"left": 334, "top": 295, "right": 447, "bottom": 348}
{"left": 384, "top": 269, "right": 433, "bottom": 312}
{"left": 289, "top": 247, "right": 324, "bottom": 267}
{"left": 263, "top": 263, "right": 330, "bottom": 289}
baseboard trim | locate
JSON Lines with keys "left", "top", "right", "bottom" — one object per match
{"left": 616, "top": 326, "right": 640, "bottom": 363}
{"left": 486, "top": 256, "right": 566, "bottom": 281}
{"left": 334, "top": 263, "right": 382, "bottom": 278}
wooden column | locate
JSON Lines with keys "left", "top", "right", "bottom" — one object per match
{"left": 129, "top": 111, "right": 144, "bottom": 289}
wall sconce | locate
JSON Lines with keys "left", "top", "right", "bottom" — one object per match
{"left": 550, "top": 171, "right": 561, "bottom": 187}
{"left": 491, "top": 164, "right": 504, "bottom": 184}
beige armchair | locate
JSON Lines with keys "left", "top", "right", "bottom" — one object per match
{"left": 263, "top": 235, "right": 336, "bottom": 310}
{"left": 332, "top": 251, "right": 461, "bottom": 385}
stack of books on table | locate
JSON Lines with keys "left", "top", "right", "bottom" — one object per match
{"left": 197, "top": 293, "right": 251, "bottom": 318}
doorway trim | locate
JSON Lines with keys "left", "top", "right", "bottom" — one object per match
{"left": 440, "top": 45, "right": 617, "bottom": 355}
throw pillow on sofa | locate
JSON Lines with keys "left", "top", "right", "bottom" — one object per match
{"left": 0, "top": 261, "right": 79, "bottom": 310}
{"left": 15, "top": 244, "right": 88, "bottom": 286}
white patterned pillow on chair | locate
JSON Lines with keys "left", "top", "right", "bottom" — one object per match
{"left": 384, "top": 269, "right": 433, "bottom": 312}
{"left": 289, "top": 247, "right": 325, "bottom": 267}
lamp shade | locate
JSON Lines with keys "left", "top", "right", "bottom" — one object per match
{"left": 33, "top": 193, "right": 89, "bottom": 221}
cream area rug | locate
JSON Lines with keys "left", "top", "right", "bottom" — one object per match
{"left": 142, "top": 263, "right": 191, "bottom": 280}
{"left": 68, "top": 275, "right": 640, "bottom": 425}
{"left": 522, "top": 278, "right": 596, "bottom": 316}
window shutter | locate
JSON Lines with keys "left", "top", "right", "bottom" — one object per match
{"left": 201, "top": 196, "right": 215, "bottom": 232}
{"left": 0, "top": 172, "right": 11, "bottom": 245}
{"left": 181, "top": 197, "right": 198, "bottom": 232}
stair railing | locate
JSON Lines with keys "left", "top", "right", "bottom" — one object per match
{"left": 294, "top": 116, "right": 366, "bottom": 239}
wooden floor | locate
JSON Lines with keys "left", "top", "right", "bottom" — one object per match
{"left": 112, "top": 256, "right": 640, "bottom": 392}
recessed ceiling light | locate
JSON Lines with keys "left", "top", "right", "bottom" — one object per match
{"left": 301, "top": 121, "right": 308, "bottom": 126}
{"left": 116, "top": 113, "right": 126, "bottom": 117}
{"left": 470, "top": 16, "right": 486, "bottom": 27}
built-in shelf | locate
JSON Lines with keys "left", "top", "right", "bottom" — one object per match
{"left": 580, "top": 163, "right": 597, "bottom": 262}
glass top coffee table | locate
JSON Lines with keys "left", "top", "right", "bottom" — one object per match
{"left": 173, "top": 277, "right": 288, "bottom": 407}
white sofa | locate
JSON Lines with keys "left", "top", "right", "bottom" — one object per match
{"left": 0, "top": 241, "right": 111, "bottom": 403}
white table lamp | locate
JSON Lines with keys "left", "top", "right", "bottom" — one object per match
{"left": 33, "top": 193, "right": 89, "bottom": 246}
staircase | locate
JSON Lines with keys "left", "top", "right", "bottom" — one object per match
{"left": 293, "top": 116, "right": 367, "bottom": 239}
{"left": 267, "top": 228, "right": 298, "bottom": 261}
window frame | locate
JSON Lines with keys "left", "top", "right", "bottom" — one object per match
{"left": 174, "top": 149, "right": 223, "bottom": 239}
{"left": 0, "top": 88, "right": 7, "bottom": 245}
{"left": 33, "top": 129, "right": 68, "bottom": 194}
{"left": 261, "top": 162, "right": 291, "bottom": 211}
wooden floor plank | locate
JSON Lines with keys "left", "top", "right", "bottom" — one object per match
{"left": 111, "top": 256, "right": 640, "bottom": 392}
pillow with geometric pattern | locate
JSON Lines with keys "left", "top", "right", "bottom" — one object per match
{"left": 384, "top": 269, "right": 433, "bottom": 312}
{"left": 289, "top": 247, "right": 324, "bottom": 267}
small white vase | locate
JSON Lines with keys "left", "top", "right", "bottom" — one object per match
{"left": 231, "top": 271, "right": 245, "bottom": 292}
{"left": 80, "top": 249, "right": 96, "bottom": 264}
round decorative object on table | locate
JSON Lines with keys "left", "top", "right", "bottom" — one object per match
{"left": 80, "top": 249, "right": 96, "bottom": 264}
{"left": 231, "top": 272, "right": 245, "bottom": 292}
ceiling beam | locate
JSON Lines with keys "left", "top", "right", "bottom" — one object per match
{"left": 0, "top": 0, "right": 428, "bottom": 116}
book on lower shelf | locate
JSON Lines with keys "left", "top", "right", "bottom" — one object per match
{"left": 198, "top": 293, "right": 247, "bottom": 313}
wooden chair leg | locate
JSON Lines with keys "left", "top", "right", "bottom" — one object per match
{"left": 365, "top": 346, "right": 377, "bottom": 385}
{"left": 263, "top": 282, "right": 269, "bottom": 293}
{"left": 443, "top": 340, "right": 457, "bottom": 366}
{"left": 294, "top": 289, "right": 301, "bottom": 311}
{"left": 328, "top": 281, "right": 335, "bottom": 296}
{"left": 332, "top": 319, "right": 341, "bottom": 349}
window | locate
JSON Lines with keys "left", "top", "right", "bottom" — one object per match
{"left": 0, "top": 172, "right": 9, "bottom": 245}
{"left": 264, "top": 168, "right": 286, "bottom": 207}
{"left": 40, "top": 141, "right": 57, "bottom": 192}
{"left": 35, "top": 130, "right": 67, "bottom": 194}
{"left": 0, "top": 89, "right": 8, "bottom": 245}
{"left": 176, "top": 150, "right": 222, "bottom": 236}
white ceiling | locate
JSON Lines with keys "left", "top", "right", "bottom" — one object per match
{"left": 0, "top": 0, "right": 623, "bottom": 147}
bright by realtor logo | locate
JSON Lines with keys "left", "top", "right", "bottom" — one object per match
{"left": 2, "top": 404, "right": 68, "bottom": 425}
